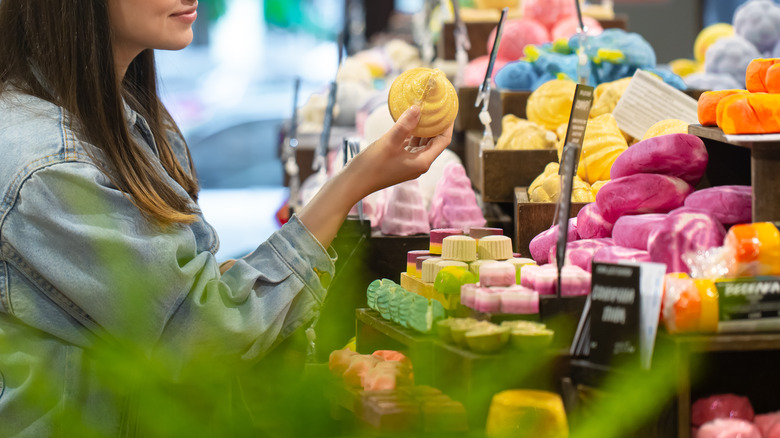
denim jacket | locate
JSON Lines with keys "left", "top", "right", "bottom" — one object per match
{"left": 0, "top": 90, "right": 336, "bottom": 436}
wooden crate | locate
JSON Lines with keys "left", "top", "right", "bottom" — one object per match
{"left": 514, "top": 187, "right": 588, "bottom": 256}
{"left": 455, "top": 86, "right": 502, "bottom": 133}
{"left": 465, "top": 131, "right": 559, "bottom": 203}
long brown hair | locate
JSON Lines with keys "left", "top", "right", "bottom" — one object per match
{"left": 0, "top": 0, "right": 200, "bottom": 225}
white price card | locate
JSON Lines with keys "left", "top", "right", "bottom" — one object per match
{"left": 612, "top": 69, "right": 699, "bottom": 140}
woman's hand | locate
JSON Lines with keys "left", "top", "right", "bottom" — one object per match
{"left": 298, "top": 105, "right": 453, "bottom": 248}
{"left": 347, "top": 105, "right": 454, "bottom": 197}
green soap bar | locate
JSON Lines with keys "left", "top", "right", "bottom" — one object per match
{"left": 450, "top": 320, "right": 492, "bottom": 347}
{"left": 509, "top": 328, "right": 555, "bottom": 351}
{"left": 366, "top": 279, "right": 385, "bottom": 310}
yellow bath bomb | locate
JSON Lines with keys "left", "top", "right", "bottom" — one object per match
{"left": 528, "top": 162, "right": 594, "bottom": 203}
{"left": 590, "top": 180, "right": 609, "bottom": 198}
{"left": 388, "top": 67, "right": 459, "bottom": 138}
{"left": 495, "top": 114, "right": 558, "bottom": 150}
{"left": 669, "top": 58, "right": 701, "bottom": 78}
{"left": 526, "top": 79, "right": 577, "bottom": 131}
{"left": 590, "top": 77, "right": 632, "bottom": 118}
{"left": 642, "top": 119, "right": 689, "bottom": 140}
{"left": 694, "top": 23, "right": 734, "bottom": 64}
{"left": 558, "top": 114, "right": 627, "bottom": 184}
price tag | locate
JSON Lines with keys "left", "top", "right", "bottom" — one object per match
{"left": 717, "top": 277, "right": 780, "bottom": 333}
{"left": 589, "top": 262, "right": 665, "bottom": 369}
{"left": 560, "top": 84, "right": 594, "bottom": 174}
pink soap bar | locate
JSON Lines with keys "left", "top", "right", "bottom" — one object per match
{"left": 407, "top": 250, "right": 431, "bottom": 276}
{"left": 460, "top": 283, "right": 478, "bottom": 308}
{"left": 329, "top": 349, "right": 360, "bottom": 376}
{"left": 592, "top": 246, "right": 652, "bottom": 265}
{"left": 469, "top": 227, "right": 504, "bottom": 240}
{"left": 479, "top": 261, "right": 517, "bottom": 287}
{"left": 549, "top": 238, "right": 614, "bottom": 272}
{"left": 529, "top": 265, "right": 591, "bottom": 296}
{"left": 499, "top": 286, "right": 540, "bottom": 314}
{"left": 648, "top": 209, "right": 726, "bottom": 274}
{"left": 596, "top": 173, "right": 694, "bottom": 223}
{"left": 612, "top": 213, "right": 667, "bottom": 250}
{"left": 696, "top": 419, "right": 761, "bottom": 438}
{"left": 610, "top": 133, "right": 708, "bottom": 185}
{"left": 343, "top": 355, "right": 381, "bottom": 387}
{"left": 692, "top": 394, "right": 755, "bottom": 427}
{"left": 576, "top": 202, "right": 615, "bottom": 239}
{"left": 429, "top": 228, "right": 464, "bottom": 255}
{"left": 474, "top": 287, "right": 502, "bottom": 313}
{"left": 529, "top": 218, "right": 578, "bottom": 264}
{"left": 683, "top": 185, "right": 752, "bottom": 225}
{"left": 519, "top": 264, "right": 540, "bottom": 289}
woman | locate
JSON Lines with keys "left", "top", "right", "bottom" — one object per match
{"left": 0, "top": 0, "right": 453, "bottom": 436}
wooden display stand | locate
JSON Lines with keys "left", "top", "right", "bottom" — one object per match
{"left": 465, "top": 131, "right": 559, "bottom": 204}
{"left": 514, "top": 187, "right": 588, "bottom": 256}
{"left": 355, "top": 308, "right": 565, "bottom": 430}
{"left": 688, "top": 125, "right": 779, "bottom": 222}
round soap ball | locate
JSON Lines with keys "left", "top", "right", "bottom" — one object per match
{"left": 388, "top": 67, "right": 459, "bottom": 138}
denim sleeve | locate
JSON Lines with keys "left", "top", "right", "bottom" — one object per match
{"left": 3, "top": 161, "right": 335, "bottom": 371}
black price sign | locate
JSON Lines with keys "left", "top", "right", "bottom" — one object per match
{"left": 561, "top": 84, "right": 594, "bottom": 174}
{"left": 589, "top": 262, "right": 641, "bottom": 369}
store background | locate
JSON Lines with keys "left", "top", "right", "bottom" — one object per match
{"left": 158, "top": 0, "right": 755, "bottom": 260}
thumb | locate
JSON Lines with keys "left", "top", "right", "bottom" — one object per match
{"left": 387, "top": 105, "right": 421, "bottom": 144}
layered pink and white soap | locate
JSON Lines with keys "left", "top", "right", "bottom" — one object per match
{"left": 381, "top": 179, "right": 431, "bottom": 236}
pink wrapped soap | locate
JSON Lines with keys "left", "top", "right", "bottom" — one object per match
{"left": 549, "top": 238, "right": 614, "bottom": 272}
{"left": 596, "top": 174, "right": 694, "bottom": 223}
{"left": 576, "top": 202, "right": 615, "bottom": 239}
{"left": 692, "top": 394, "right": 755, "bottom": 427}
{"left": 592, "top": 246, "right": 652, "bottom": 265}
{"left": 487, "top": 19, "right": 550, "bottom": 61}
{"left": 381, "top": 179, "right": 431, "bottom": 236}
{"left": 683, "top": 185, "right": 752, "bottom": 225}
{"left": 529, "top": 218, "right": 578, "bottom": 264}
{"left": 407, "top": 250, "right": 431, "bottom": 277}
{"left": 461, "top": 283, "right": 478, "bottom": 308}
{"left": 648, "top": 210, "right": 726, "bottom": 274}
{"left": 696, "top": 419, "right": 761, "bottom": 438}
{"left": 610, "top": 133, "right": 708, "bottom": 185}
{"left": 479, "top": 261, "right": 517, "bottom": 287}
{"left": 499, "top": 286, "right": 539, "bottom": 314}
{"left": 612, "top": 214, "right": 667, "bottom": 250}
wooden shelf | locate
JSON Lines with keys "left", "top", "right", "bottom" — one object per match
{"left": 688, "top": 124, "right": 779, "bottom": 222}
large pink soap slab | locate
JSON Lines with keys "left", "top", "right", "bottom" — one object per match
{"left": 647, "top": 209, "right": 726, "bottom": 274}
{"left": 612, "top": 213, "right": 667, "bottom": 251}
{"left": 576, "top": 202, "right": 615, "bottom": 239}
{"left": 592, "top": 246, "right": 652, "bottom": 265}
{"left": 596, "top": 174, "right": 693, "bottom": 223}
{"left": 610, "top": 133, "right": 708, "bottom": 185}
{"left": 549, "top": 238, "right": 614, "bottom": 272}
{"left": 696, "top": 419, "right": 761, "bottom": 438}
{"left": 683, "top": 185, "right": 752, "bottom": 225}
{"left": 691, "top": 394, "right": 755, "bottom": 427}
{"left": 529, "top": 218, "right": 578, "bottom": 264}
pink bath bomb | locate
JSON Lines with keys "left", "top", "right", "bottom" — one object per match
{"left": 522, "top": 0, "right": 578, "bottom": 30}
{"left": 610, "top": 133, "right": 708, "bottom": 185}
{"left": 596, "top": 173, "right": 694, "bottom": 223}
{"left": 487, "top": 18, "right": 551, "bottom": 61}
{"left": 683, "top": 185, "right": 752, "bottom": 225}
{"left": 551, "top": 16, "right": 603, "bottom": 41}
{"left": 463, "top": 55, "right": 509, "bottom": 87}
